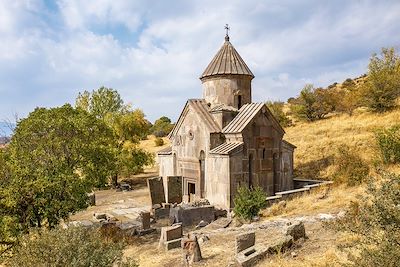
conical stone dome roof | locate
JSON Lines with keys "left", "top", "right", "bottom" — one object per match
{"left": 200, "top": 35, "right": 254, "bottom": 80}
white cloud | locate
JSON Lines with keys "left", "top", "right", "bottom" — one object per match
{"left": 1, "top": 0, "right": 400, "bottom": 123}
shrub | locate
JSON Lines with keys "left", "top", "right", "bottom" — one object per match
{"left": 333, "top": 145, "right": 369, "bottom": 186}
{"left": 4, "top": 227, "right": 137, "bottom": 267}
{"left": 375, "top": 125, "right": 400, "bottom": 164}
{"left": 233, "top": 186, "right": 266, "bottom": 220}
{"left": 331, "top": 172, "right": 400, "bottom": 267}
{"left": 154, "top": 137, "right": 164, "bottom": 146}
{"left": 342, "top": 78, "right": 355, "bottom": 88}
{"left": 291, "top": 84, "right": 337, "bottom": 121}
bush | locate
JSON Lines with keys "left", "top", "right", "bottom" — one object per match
{"left": 154, "top": 137, "right": 164, "bottom": 146}
{"left": 4, "top": 227, "right": 137, "bottom": 267}
{"left": 331, "top": 173, "right": 400, "bottom": 267}
{"left": 333, "top": 145, "right": 369, "bottom": 186}
{"left": 291, "top": 84, "right": 337, "bottom": 121}
{"left": 233, "top": 186, "right": 266, "bottom": 220}
{"left": 375, "top": 125, "right": 400, "bottom": 164}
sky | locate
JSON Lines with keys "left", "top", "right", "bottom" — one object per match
{"left": 1, "top": 0, "right": 400, "bottom": 132}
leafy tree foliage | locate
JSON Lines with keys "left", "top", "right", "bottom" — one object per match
{"left": 265, "top": 101, "right": 292, "bottom": 127}
{"left": 150, "top": 116, "right": 174, "bottom": 137}
{"left": 5, "top": 227, "right": 137, "bottom": 267}
{"left": 362, "top": 47, "right": 400, "bottom": 112}
{"left": 332, "top": 173, "right": 400, "bottom": 267}
{"left": 375, "top": 124, "right": 400, "bottom": 164}
{"left": 76, "top": 86, "right": 125, "bottom": 119}
{"left": 0, "top": 105, "right": 116, "bottom": 251}
{"left": 233, "top": 186, "right": 266, "bottom": 220}
{"left": 76, "top": 87, "right": 153, "bottom": 184}
{"left": 291, "top": 84, "right": 336, "bottom": 121}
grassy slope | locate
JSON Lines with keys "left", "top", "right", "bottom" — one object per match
{"left": 285, "top": 108, "right": 400, "bottom": 179}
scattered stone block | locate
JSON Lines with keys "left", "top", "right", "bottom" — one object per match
{"left": 153, "top": 207, "right": 170, "bottom": 219}
{"left": 87, "top": 192, "right": 96, "bottom": 206}
{"left": 141, "top": 212, "right": 151, "bottom": 230}
{"left": 165, "top": 238, "right": 182, "bottom": 250}
{"left": 120, "top": 183, "right": 132, "bottom": 191}
{"left": 235, "top": 232, "right": 255, "bottom": 254}
{"left": 169, "top": 205, "right": 215, "bottom": 226}
{"left": 182, "top": 234, "right": 202, "bottom": 265}
{"left": 214, "top": 208, "right": 228, "bottom": 218}
{"left": 136, "top": 228, "right": 156, "bottom": 236}
{"left": 236, "top": 244, "right": 268, "bottom": 267}
{"left": 147, "top": 177, "right": 166, "bottom": 205}
{"left": 286, "top": 221, "right": 306, "bottom": 241}
{"left": 195, "top": 220, "right": 209, "bottom": 229}
{"left": 268, "top": 235, "right": 293, "bottom": 253}
{"left": 159, "top": 224, "right": 183, "bottom": 250}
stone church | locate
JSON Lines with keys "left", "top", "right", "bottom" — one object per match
{"left": 158, "top": 33, "right": 295, "bottom": 209}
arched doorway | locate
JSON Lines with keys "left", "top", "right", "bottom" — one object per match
{"left": 249, "top": 153, "right": 253, "bottom": 188}
{"left": 199, "top": 150, "right": 205, "bottom": 198}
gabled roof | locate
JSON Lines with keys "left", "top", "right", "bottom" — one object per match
{"left": 168, "top": 99, "right": 221, "bottom": 139}
{"left": 200, "top": 36, "right": 254, "bottom": 80}
{"left": 209, "top": 142, "right": 243, "bottom": 155}
{"left": 157, "top": 146, "right": 172, "bottom": 155}
{"left": 282, "top": 140, "right": 297, "bottom": 149}
{"left": 222, "top": 103, "right": 285, "bottom": 134}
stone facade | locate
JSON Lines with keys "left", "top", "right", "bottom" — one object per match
{"left": 158, "top": 34, "right": 296, "bottom": 210}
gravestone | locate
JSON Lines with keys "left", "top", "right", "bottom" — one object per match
{"left": 159, "top": 223, "right": 183, "bottom": 251}
{"left": 141, "top": 212, "right": 150, "bottom": 230}
{"left": 235, "top": 232, "right": 255, "bottom": 254}
{"left": 167, "top": 176, "right": 182, "bottom": 204}
{"left": 147, "top": 177, "right": 166, "bottom": 205}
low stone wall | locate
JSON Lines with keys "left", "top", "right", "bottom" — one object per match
{"left": 293, "top": 178, "right": 330, "bottom": 189}
{"left": 266, "top": 179, "right": 333, "bottom": 206}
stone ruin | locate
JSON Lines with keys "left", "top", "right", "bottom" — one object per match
{"left": 234, "top": 221, "right": 307, "bottom": 267}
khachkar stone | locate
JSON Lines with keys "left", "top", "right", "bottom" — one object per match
{"left": 182, "top": 234, "right": 202, "bottom": 266}
{"left": 235, "top": 231, "right": 255, "bottom": 254}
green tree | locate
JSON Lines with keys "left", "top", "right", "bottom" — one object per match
{"left": 76, "top": 88, "right": 153, "bottom": 185}
{"left": 332, "top": 173, "right": 400, "bottom": 267}
{"left": 362, "top": 47, "right": 400, "bottom": 112}
{"left": 265, "top": 101, "right": 292, "bottom": 127}
{"left": 0, "top": 105, "right": 116, "bottom": 246}
{"left": 291, "top": 84, "right": 336, "bottom": 121}
{"left": 76, "top": 86, "right": 125, "bottom": 119}
{"left": 5, "top": 227, "right": 137, "bottom": 267}
{"left": 150, "top": 116, "right": 174, "bottom": 137}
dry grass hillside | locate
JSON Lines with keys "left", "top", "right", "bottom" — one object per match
{"left": 285, "top": 108, "right": 400, "bottom": 179}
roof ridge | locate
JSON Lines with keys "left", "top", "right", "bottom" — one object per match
{"left": 200, "top": 40, "right": 254, "bottom": 79}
